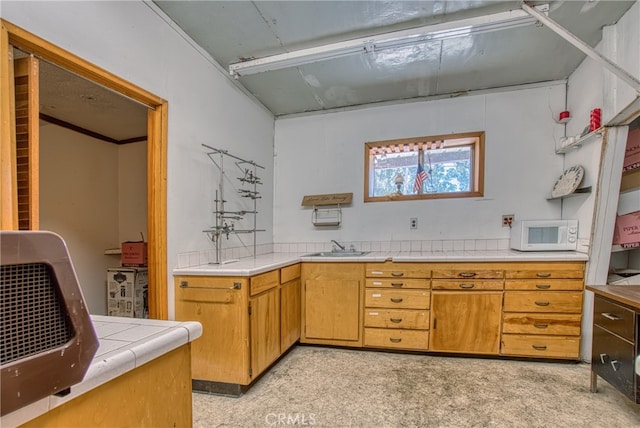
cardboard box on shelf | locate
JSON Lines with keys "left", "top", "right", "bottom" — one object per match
{"left": 613, "top": 211, "right": 640, "bottom": 246}
{"left": 622, "top": 127, "right": 640, "bottom": 172}
{"left": 107, "top": 267, "right": 148, "bottom": 318}
{"left": 121, "top": 241, "right": 147, "bottom": 267}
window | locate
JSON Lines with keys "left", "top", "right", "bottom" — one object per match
{"left": 364, "top": 132, "right": 484, "bottom": 202}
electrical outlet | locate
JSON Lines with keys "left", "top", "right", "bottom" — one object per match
{"left": 502, "top": 214, "right": 514, "bottom": 228}
{"left": 410, "top": 218, "right": 418, "bottom": 229}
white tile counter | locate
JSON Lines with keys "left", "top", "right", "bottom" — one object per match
{"left": 1, "top": 315, "right": 202, "bottom": 428}
{"left": 173, "top": 250, "right": 589, "bottom": 276}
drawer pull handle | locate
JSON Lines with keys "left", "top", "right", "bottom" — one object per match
{"left": 533, "top": 323, "right": 548, "bottom": 329}
{"left": 601, "top": 312, "right": 622, "bottom": 321}
{"left": 534, "top": 301, "right": 550, "bottom": 307}
{"left": 536, "top": 272, "right": 552, "bottom": 278}
{"left": 389, "top": 318, "right": 403, "bottom": 323}
{"left": 390, "top": 298, "right": 404, "bottom": 303}
{"left": 391, "top": 282, "right": 404, "bottom": 288}
{"left": 459, "top": 272, "right": 477, "bottom": 278}
{"left": 611, "top": 360, "right": 620, "bottom": 372}
{"left": 389, "top": 338, "right": 402, "bottom": 343}
{"left": 459, "top": 283, "right": 475, "bottom": 289}
{"left": 532, "top": 345, "right": 547, "bottom": 351}
{"left": 535, "top": 284, "right": 551, "bottom": 289}
{"left": 391, "top": 272, "right": 404, "bottom": 277}
{"left": 600, "top": 353, "right": 608, "bottom": 364}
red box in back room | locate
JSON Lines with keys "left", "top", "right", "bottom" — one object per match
{"left": 121, "top": 241, "right": 148, "bottom": 266}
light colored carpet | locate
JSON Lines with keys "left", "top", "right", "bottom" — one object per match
{"left": 193, "top": 345, "right": 640, "bottom": 427}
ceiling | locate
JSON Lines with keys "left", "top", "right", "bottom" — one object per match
{"left": 27, "top": 1, "right": 636, "bottom": 141}
{"left": 153, "top": 0, "right": 636, "bottom": 116}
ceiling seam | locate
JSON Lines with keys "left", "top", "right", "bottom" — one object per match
{"left": 251, "top": 1, "right": 286, "bottom": 50}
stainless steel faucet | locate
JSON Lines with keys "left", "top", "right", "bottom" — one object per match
{"left": 331, "top": 240, "right": 346, "bottom": 251}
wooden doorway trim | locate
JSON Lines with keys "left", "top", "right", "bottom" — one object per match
{"left": 1, "top": 19, "right": 168, "bottom": 319}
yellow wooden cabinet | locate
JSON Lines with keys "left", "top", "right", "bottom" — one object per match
{"left": 429, "top": 263, "right": 504, "bottom": 355}
{"left": 280, "top": 264, "right": 301, "bottom": 352}
{"left": 174, "top": 263, "right": 301, "bottom": 393}
{"left": 301, "top": 263, "right": 364, "bottom": 346}
{"left": 500, "top": 261, "right": 584, "bottom": 359}
{"left": 364, "top": 262, "right": 430, "bottom": 351}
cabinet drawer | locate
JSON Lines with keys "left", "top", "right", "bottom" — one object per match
{"left": 593, "top": 296, "right": 635, "bottom": 341}
{"left": 281, "top": 264, "right": 301, "bottom": 283}
{"left": 365, "top": 278, "right": 430, "bottom": 289}
{"left": 502, "top": 313, "right": 582, "bottom": 335}
{"left": 505, "top": 279, "right": 583, "bottom": 291}
{"left": 501, "top": 334, "right": 580, "bottom": 359}
{"left": 505, "top": 269, "right": 584, "bottom": 280}
{"left": 591, "top": 325, "right": 637, "bottom": 401}
{"left": 364, "top": 328, "right": 429, "bottom": 351}
{"left": 250, "top": 270, "right": 279, "bottom": 296}
{"left": 366, "top": 263, "right": 430, "bottom": 279}
{"left": 365, "top": 290, "right": 430, "bottom": 309}
{"left": 364, "top": 309, "right": 429, "bottom": 329}
{"left": 431, "top": 280, "right": 503, "bottom": 291}
{"left": 432, "top": 269, "right": 503, "bottom": 279}
{"left": 503, "top": 291, "right": 583, "bottom": 313}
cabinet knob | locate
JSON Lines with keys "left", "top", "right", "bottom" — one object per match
{"left": 536, "top": 272, "right": 552, "bottom": 278}
{"left": 389, "top": 318, "right": 403, "bottom": 323}
{"left": 459, "top": 283, "right": 475, "bottom": 289}
{"left": 535, "top": 284, "right": 551, "bottom": 289}
{"left": 611, "top": 360, "right": 621, "bottom": 372}
{"left": 390, "top": 282, "right": 404, "bottom": 288}
{"left": 391, "top": 272, "right": 404, "bottom": 277}
{"left": 534, "top": 301, "right": 550, "bottom": 307}
{"left": 459, "top": 272, "right": 477, "bottom": 278}
{"left": 600, "top": 353, "right": 608, "bottom": 364}
{"left": 533, "top": 323, "right": 548, "bottom": 329}
{"left": 532, "top": 344, "right": 547, "bottom": 351}
{"left": 390, "top": 298, "right": 404, "bottom": 303}
{"left": 389, "top": 337, "right": 402, "bottom": 343}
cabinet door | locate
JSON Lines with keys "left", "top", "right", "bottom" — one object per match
{"left": 174, "top": 277, "right": 249, "bottom": 385}
{"left": 250, "top": 287, "right": 281, "bottom": 378}
{"left": 430, "top": 291, "right": 502, "bottom": 354}
{"left": 304, "top": 279, "right": 360, "bottom": 342}
{"left": 281, "top": 278, "right": 301, "bottom": 352}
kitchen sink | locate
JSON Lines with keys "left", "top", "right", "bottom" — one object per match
{"left": 304, "top": 251, "right": 369, "bottom": 257}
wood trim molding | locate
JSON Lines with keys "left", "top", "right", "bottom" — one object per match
{"left": 1, "top": 22, "right": 18, "bottom": 229}
{"left": 1, "top": 19, "right": 168, "bottom": 319}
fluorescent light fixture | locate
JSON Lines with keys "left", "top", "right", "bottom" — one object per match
{"left": 229, "top": 4, "right": 549, "bottom": 78}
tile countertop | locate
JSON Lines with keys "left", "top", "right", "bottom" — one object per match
{"left": 173, "top": 250, "right": 589, "bottom": 276}
{"left": 1, "top": 315, "right": 203, "bottom": 428}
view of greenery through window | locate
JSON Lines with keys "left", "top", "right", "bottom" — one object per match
{"left": 365, "top": 132, "right": 483, "bottom": 202}
{"left": 372, "top": 147, "right": 472, "bottom": 197}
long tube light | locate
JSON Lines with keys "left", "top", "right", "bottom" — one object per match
{"left": 229, "top": 4, "right": 549, "bottom": 78}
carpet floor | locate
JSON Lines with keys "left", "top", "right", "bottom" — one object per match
{"left": 192, "top": 345, "right": 640, "bottom": 427}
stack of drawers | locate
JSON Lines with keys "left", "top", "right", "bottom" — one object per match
{"left": 591, "top": 294, "right": 639, "bottom": 402}
{"left": 363, "top": 263, "right": 431, "bottom": 351}
{"left": 501, "top": 263, "right": 584, "bottom": 359}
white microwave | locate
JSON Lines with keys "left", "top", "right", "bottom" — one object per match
{"left": 510, "top": 219, "right": 578, "bottom": 251}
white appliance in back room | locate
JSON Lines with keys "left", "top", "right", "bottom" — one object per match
{"left": 106, "top": 267, "right": 148, "bottom": 318}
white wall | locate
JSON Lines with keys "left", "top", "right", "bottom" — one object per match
{"left": 1, "top": 1, "right": 276, "bottom": 318}
{"left": 274, "top": 84, "right": 568, "bottom": 244}
{"left": 39, "top": 124, "right": 119, "bottom": 315}
{"left": 118, "top": 142, "right": 147, "bottom": 244}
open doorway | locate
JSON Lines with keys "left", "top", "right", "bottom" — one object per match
{"left": 1, "top": 19, "right": 168, "bottom": 319}
{"left": 27, "top": 52, "right": 149, "bottom": 315}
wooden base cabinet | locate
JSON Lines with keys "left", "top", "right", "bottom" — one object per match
{"left": 501, "top": 262, "right": 584, "bottom": 359}
{"left": 363, "top": 262, "right": 431, "bottom": 351}
{"left": 174, "top": 263, "right": 301, "bottom": 393}
{"left": 429, "top": 264, "right": 504, "bottom": 355}
{"left": 301, "top": 263, "right": 364, "bottom": 347}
